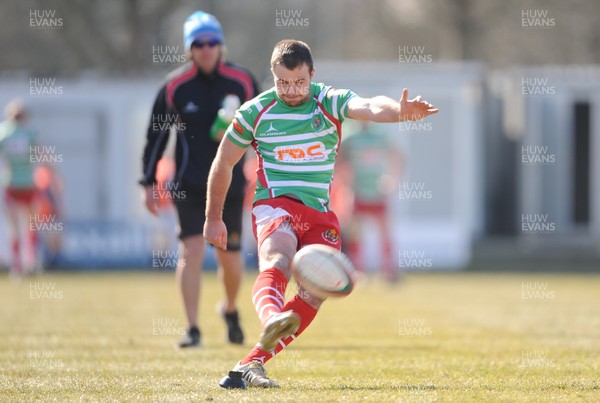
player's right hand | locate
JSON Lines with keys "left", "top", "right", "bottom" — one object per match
{"left": 143, "top": 186, "right": 159, "bottom": 216}
{"left": 203, "top": 218, "right": 228, "bottom": 250}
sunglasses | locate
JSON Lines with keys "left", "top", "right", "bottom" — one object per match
{"left": 192, "top": 39, "right": 221, "bottom": 49}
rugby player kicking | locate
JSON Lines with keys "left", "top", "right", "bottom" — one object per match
{"left": 204, "top": 39, "right": 438, "bottom": 388}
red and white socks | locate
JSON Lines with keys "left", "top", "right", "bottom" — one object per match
{"left": 251, "top": 268, "right": 288, "bottom": 326}
{"left": 241, "top": 283, "right": 318, "bottom": 365}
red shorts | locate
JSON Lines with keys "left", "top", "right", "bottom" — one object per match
{"left": 5, "top": 187, "right": 37, "bottom": 205}
{"left": 354, "top": 200, "right": 387, "bottom": 215}
{"left": 251, "top": 196, "right": 342, "bottom": 252}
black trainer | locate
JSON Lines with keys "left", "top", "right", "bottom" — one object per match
{"left": 178, "top": 326, "right": 201, "bottom": 348}
{"left": 219, "top": 370, "right": 247, "bottom": 389}
{"left": 222, "top": 310, "right": 244, "bottom": 344}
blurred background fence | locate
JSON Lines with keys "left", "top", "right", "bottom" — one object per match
{"left": 1, "top": 0, "right": 599, "bottom": 271}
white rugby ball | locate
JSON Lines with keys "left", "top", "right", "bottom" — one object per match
{"left": 292, "top": 244, "right": 356, "bottom": 299}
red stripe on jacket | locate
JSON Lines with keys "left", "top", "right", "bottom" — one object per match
{"left": 165, "top": 63, "right": 197, "bottom": 110}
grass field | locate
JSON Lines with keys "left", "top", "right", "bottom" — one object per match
{"left": 1, "top": 270, "right": 599, "bottom": 401}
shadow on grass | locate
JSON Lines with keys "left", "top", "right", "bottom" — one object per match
{"left": 294, "top": 344, "right": 436, "bottom": 352}
{"left": 292, "top": 383, "right": 440, "bottom": 392}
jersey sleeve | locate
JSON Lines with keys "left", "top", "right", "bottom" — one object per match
{"left": 140, "top": 85, "right": 171, "bottom": 186}
{"left": 323, "top": 87, "right": 357, "bottom": 123}
{"left": 225, "top": 106, "right": 254, "bottom": 148}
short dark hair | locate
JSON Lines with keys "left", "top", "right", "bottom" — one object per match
{"left": 270, "top": 39, "right": 313, "bottom": 72}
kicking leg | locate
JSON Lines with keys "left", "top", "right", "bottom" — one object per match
{"left": 223, "top": 227, "right": 298, "bottom": 388}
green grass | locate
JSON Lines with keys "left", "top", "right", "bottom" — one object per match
{"left": 1, "top": 271, "right": 599, "bottom": 401}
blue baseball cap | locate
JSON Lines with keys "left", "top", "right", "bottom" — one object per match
{"left": 183, "top": 11, "right": 224, "bottom": 50}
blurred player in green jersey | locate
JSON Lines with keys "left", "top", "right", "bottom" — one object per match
{"left": 0, "top": 99, "right": 38, "bottom": 277}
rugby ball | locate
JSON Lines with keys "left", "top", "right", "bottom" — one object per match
{"left": 292, "top": 244, "right": 356, "bottom": 299}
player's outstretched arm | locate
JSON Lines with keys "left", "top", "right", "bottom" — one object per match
{"left": 347, "top": 88, "right": 438, "bottom": 122}
{"left": 203, "top": 137, "right": 247, "bottom": 250}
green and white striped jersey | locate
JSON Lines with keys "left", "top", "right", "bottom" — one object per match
{"left": 226, "top": 82, "right": 356, "bottom": 212}
{"left": 0, "top": 121, "right": 36, "bottom": 188}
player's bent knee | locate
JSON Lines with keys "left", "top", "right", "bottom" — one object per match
{"left": 259, "top": 247, "right": 293, "bottom": 275}
{"left": 258, "top": 229, "right": 297, "bottom": 275}
{"left": 259, "top": 250, "right": 292, "bottom": 274}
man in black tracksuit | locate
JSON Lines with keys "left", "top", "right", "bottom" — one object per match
{"left": 140, "top": 11, "right": 259, "bottom": 348}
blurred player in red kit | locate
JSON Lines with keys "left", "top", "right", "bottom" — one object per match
{"left": 33, "top": 164, "right": 64, "bottom": 268}
{"left": 337, "top": 122, "right": 403, "bottom": 282}
{"left": 0, "top": 99, "right": 39, "bottom": 277}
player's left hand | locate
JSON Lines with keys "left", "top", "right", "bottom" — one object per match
{"left": 399, "top": 88, "right": 439, "bottom": 121}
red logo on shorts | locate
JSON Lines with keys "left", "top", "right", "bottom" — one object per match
{"left": 321, "top": 229, "right": 339, "bottom": 244}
